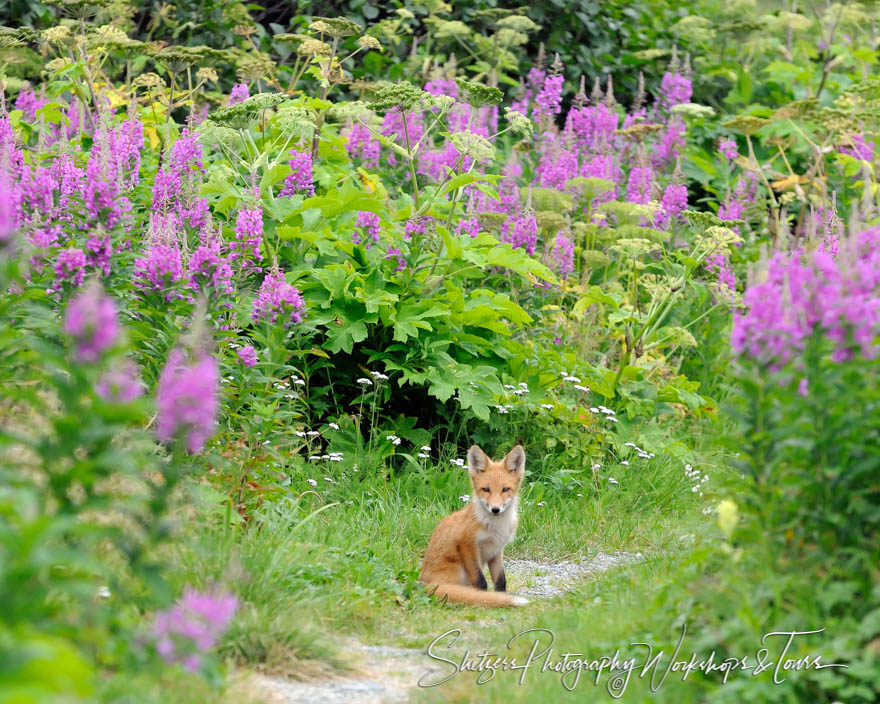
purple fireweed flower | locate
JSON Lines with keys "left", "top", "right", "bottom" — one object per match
{"left": 652, "top": 119, "right": 686, "bottom": 168}
{"left": 189, "top": 231, "right": 234, "bottom": 295}
{"left": 403, "top": 218, "right": 427, "bottom": 241}
{"left": 840, "top": 133, "right": 874, "bottom": 162}
{"left": 626, "top": 166, "right": 653, "bottom": 205}
{"left": 536, "top": 136, "right": 579, "bottom": 190}
{"left": 85, "top": 234, "right": 113, "bottom": 277}
{"left": 345, "top": 122, "right": 380, "bottom": 169}
{"left": 279, "top": 149, "right": 315, "bottom": 197}
{"left": 228, "top": 83, "right": 250, "bottom": 105}
{"left": 704, "top": 253, "right": 736, "bottom": 301}
{"left": 661, "top": 183, "right": 688, "bottom": 225}
{"left": 134, "top": 221, "right": 188, "bottom": 301}
{"left": 385, "top": 246, "right": 406, "bottom": 272}
{"left": 0, "top": 174, "right": 18, "bottom": 244}
{"left": 63, "top": 284, "right": 120, "bottom": 362}
{"left": 719, "top": 139, "right": 739, "bottom": 162}
{"left": 150, "top": 588, "right": 238, "bottom": 672}
{"left": 533, "top": 73, "right": 564, "bottom": 122}
{"left": 353, "top": 211, "right": 380, "bottom": 247}
{"left": 15, "top": 87, "right": 48, "bottom": 122}
{"left": 549, "top": 232, "right": 574, "bottom": 280}
{"left": 97, "top": 361, "right": 145, "bottom": 402}
{"left": 501, "top": 213, "right": 538, "bottom": 256}
{"left": 731, "top": 226, "right": 880, "bottom": 366}
{"left": 55, "top": 247, "right": 87, "bottom": 288}
{"left": 252, "top": 270, "right": 306, "bottom": 328}
{"left": 658, "top": 71, "right": 693, "bottom": 111}
{"left": 156, "top": 348, "right": 219, "bottom": 453}
{"left": 232, "top": 207, "right": 263, "bottom": 261}
{"left": 236, "top": 344, "right": 258, "bottom": 367}
{"left": 456, "top": 217, "right": 480, "bottom": 238}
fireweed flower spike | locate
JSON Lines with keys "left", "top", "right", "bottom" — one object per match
{"left": 252, "top": 263, "right": 306, "bottom": 328}
{"left": 150, "top": 588, "right": 238, "bottom": 672}
{"left": 97, "top": 361, "right": 145, "bottom": 402}
{"left": 63, "top": 282, "right": 120, "bottom": 362}
{"left": 156, "top": 347, "right": 220, "bottom": 453}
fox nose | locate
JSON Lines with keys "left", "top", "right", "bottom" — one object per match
{"left": 491, "top": 506, "right": 500, "bottom": 514}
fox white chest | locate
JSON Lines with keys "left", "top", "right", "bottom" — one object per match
{"left": 474, "top": 501, "right": 518, "bottom": 561}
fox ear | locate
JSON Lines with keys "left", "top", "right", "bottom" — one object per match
{"left": 505, "top": 445, "right": 526, "bottom": 474}
{"left": 467, "top": 445, "right": 489, "bottom": 475}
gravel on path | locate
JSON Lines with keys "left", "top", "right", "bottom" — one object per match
{"left": 248, "top": 550, "right": 643, "bottom": 703}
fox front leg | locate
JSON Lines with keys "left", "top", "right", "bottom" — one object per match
{"left": 459, "top": 543, "right": 488, "bottom": 590}
{"left": 488, "top": 553, "right": 506, "bottom": 592}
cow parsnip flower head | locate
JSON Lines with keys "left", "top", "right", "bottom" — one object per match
{"left": 87, "top": 24, "right": 131, "bottom": 49}
{"left": 368, "top": 81, "right": 426, "bottom": 112}
{"left": 522, "top": 187, "right": 572, "bottom": 213}
{"left": 196, "top": 66, "right": 218, "bottom": 83}
{"left": 44, "top": 57, "right": 73, "bottom": 72}
{"left": 610, "top": 238, "right": 660, "bottom": 258}
{"left": 670, "top": 102, "right": 716, "bottom": 119}
{"left": 328, "top": 100, "right": 370, "bottom": 121}
{"left": 357, "top": 35, "right": 381, "bottom": 51}
{"left": 535, "top": 211, "right": 567, "bottom": 233}
{"left": 640, "top": 274, "right": 673, "bottom": 299}
{"left": 297, "top": 39, "right": 332, "bottom": 57}
{"left": 212, "top": 92, "right": 286, "bottom": 129}
{"left": 46, "top": 0, "right": 111, "bottom": 19}
{"left": 495, "top": 15, "right": 540, "bottom": 33}
{"left": 155, "top": 45, "right": 226, "bottom": 72}
{"left": 722, "top": 115, "right": 770, "bottom": 135}
{"left": 455, "top": 77, "right": 503, "bottom": 108}
{"left": 504, "top": 107, "right": 533, "bottom": 137}
{"left": 614, "top": 122, "right": 665, "bottom": 140}
{"left": 449, "top": 132, "right": 495, "bottom": 161}
{"left": 495, "top": 29, "right": 529, "bottom": 47}
{"left": 428, "top": 19, "right": 472, "bottom": 40}
{"left": 581, "top": 249, "right": 611, "bottom": 269}
{"left": 671, "top": 15, "right": 716, "bottom": 44}
{"left": 600, "top": 200, "right": 660, "bottom": 226}
{"left": 41, "top": 25, "right": 73, "bottom": 45}
{"left": 396, "top": 8, "right": 415, "bottom": 19}
{"left": 1, "top": 34, "right": 25, "bottom": 48}
{"left": 309, "top": 17, "right": 362, "bottom": 38}
{"left": 198, "top": 120, "right": 238, "bottom": 148}
{"left": 237, "top": 52, "right": 275, "bottom": 82}
{"left": 277, "top": 103, "right": 316, "bottom": 140}
{"left": 132, "top": 72, "right": 163, "bottom": 89}
{"left": 663, "top": 326, "right": 698, "bottom": 348}
{"left": 632, "top": 48, "right": 671, "bottom": 61}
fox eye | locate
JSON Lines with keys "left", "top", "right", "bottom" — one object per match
{"left": 502, "top": 487, "right": 510, "bottom": 493}
{"left": 481, "top": 487, "right": 490, "bottom": 492}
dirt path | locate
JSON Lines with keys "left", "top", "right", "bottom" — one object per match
{"left": 246, "top": 551, "right": 643, "bottom": 703}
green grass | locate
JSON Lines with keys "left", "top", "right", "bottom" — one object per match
{"left": 160, "top": 439, "right": 732, "bottom": 702}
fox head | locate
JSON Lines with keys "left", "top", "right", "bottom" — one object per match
{"left": 467, "top": 444, "right": 525, "bottom": 516}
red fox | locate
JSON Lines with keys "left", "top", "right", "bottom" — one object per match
{"left": 419, "top": 444, "right": 529, "bottom": 607}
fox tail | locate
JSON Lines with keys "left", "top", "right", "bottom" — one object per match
{"left": 427, "top": 583, "right": 529, "bottom": 607}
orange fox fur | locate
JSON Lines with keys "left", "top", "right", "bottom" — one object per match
{"left": 419, "top": 444, "right": 529, "bottom": 607}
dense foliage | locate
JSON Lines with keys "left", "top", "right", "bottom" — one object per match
{"left": 1, "top": 0, "right": 879, "bottom": 702}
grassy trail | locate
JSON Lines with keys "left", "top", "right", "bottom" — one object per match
{"left": 184, "top": 447, "right": 726, "bottom": 704}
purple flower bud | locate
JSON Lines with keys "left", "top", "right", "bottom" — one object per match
{"left": 236, "top": 344, "right": 258, "bottom": 367}
{"left": 252, "top": 270, "right": 306, "bottom": 328}
{"left": 97, "top": 361, "right": 145, "bottom": 402}
{"left": 354, "top": 211, "right": 380, "bottom": 248}
{"left": 228, "top": 83, "right": 250, "bottom": 105}
{"left": 279, "top": 149, "right": 315, "bottom": 197}
{"left": 55, "top": 247, "right": 88, "bottom": 288}
{"left": 156, "top": 348, "right": 219, "bottom": 453}
{"left": 63, "top": 284, "right": 120, "bottom": 362}
{"left": 149, "top": 588, "right": 238, "bottom": 670}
